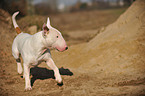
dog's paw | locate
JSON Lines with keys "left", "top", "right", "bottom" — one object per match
{"left": 18, "top": 70, "right": 23, "bottom": 74}
{"left": 25, "top": 86, "right": 32, "bottom": 91}
{"left": 57, "top": 81, "right": 63, "bottom": 86}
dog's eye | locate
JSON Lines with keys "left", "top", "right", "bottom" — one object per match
{"left": 56, "top": 36, "right": 59, "bottom": 38}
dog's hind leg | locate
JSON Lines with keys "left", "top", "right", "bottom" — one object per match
{"left": 23, "top": 63, "right": 32, "bottom": 90}
{"left": 16, "top": 58, "right": 23, "bottom": 74}
{"left": 12, "top": 45, "right": 23, "bottom": 74}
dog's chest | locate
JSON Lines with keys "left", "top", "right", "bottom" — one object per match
{"left": 30, "top": 58, "right": 43, "bottom": 66}
{"left": 30, "top": 52, "right": 50, "bottom": 66}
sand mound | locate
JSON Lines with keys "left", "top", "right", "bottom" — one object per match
{"left": 51, "top": 1, "right": 145, "bottom": 94}
{"left": 84, "top": 0, "right": 145, "bottom": 75}
{"left": 53, "top": 0, "right": 145, "bottom": 78}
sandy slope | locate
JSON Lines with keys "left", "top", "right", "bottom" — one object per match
{"left": 0, "top": 0, "right": 145, "bottom": 96}
{"left": 52, "top": 0, "right": 145, "bottom": 95}
{"left": 53, "top": 0, "right": 145, "bottom": 75}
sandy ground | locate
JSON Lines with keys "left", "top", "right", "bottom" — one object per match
{"left": 0, "top": 0, "right": 145, "bottom": 96}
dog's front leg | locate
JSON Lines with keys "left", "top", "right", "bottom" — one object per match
{"left": 23, "top": 64, "right": 32, "bottom": 90}
{"left": 46, "top": 58, "right": 63, "bottom": 85}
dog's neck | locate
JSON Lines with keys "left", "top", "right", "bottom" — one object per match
{"left": 30, "top": 31, "right": 51, "bottom": 57}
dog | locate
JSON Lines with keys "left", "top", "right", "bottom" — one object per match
{"left": 12, "top": 12, "right": 68, "bottom": 90}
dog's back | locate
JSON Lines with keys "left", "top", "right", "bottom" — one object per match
{"left": 13, "top": 33, "right": 31, "bottom": 47}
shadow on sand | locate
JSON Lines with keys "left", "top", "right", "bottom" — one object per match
{"left": 29, "top": 67, "right": 73, "bottom": 86}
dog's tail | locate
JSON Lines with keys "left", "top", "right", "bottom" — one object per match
{"left": 12, "top": 11, "right": 21, "bottom": 34}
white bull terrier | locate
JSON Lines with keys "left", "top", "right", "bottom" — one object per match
{"left": 12, "top": 12, "right": 68, "bottom": 90}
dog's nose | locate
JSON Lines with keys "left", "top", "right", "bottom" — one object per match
{"left": 65, "top": 47, "right": 68, "bottom": 50}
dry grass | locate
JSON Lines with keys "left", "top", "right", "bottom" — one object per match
{"left": 18, "top": 8, "right": 126, "bottom": 33}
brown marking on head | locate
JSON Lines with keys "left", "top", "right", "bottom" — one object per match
{"left": 15, "top": 27, "right": 21, "bottom": 34}
{"left": 43, "top": 26, "right": 49, "bottom": 31}
{"left": 42, "top": 24, "right": 49, "bottom": 36}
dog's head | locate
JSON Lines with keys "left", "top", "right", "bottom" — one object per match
{"left": 42, "top": 17, "right": 68, "bottom": 52}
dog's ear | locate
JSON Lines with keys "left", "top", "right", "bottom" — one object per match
{"left": 42, "top": 23, "right": 49, "bottom": 36}
{"left": 46, "top": 17, "right": 52, "bottom": 28}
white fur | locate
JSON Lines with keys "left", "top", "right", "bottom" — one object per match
{"left": 12, "top": 11, "right": 19, "bottom": 28}
{"left": 17, "top": 62, "right": 23, "bottom": 74}
{"left": 12, "top": 12, "right": 67, "bottom": 90}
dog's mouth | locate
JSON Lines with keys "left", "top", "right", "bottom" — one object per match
{"left": 55, "top": 47, "right": 68, "bottom": 52}
{"left": 56, "top": 48, "right": 61, "bottom": 52}
{"left": 56, "top": 48, "right": 66, "bottom": 52}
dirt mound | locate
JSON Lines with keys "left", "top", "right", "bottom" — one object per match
{"left": 51, "top": 0, "right": 145, "bottom": 95}
{"left": 0, "top": 9, "right": 15, "bottom": 73}
{"left": 84, "top": 0, "right": 145, "bottom": 76}
{"left": 54, "top": 0, "right": 145, "bottom": 75}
